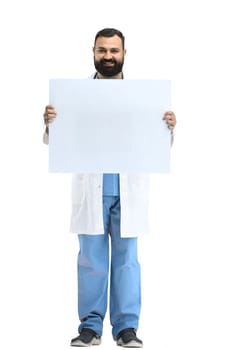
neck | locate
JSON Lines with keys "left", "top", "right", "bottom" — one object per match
{"left": 96, "top": 72, "right": 123, "bottom": 79}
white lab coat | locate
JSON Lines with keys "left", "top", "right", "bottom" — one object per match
{"left": 70, "top": 173, "right": 150, "bottom": 237}
{"left": 44, "top": 73, "right": 170, "bottom": 237}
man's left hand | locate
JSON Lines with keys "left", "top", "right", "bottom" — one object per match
{"left": 163, "top": 111, "right": 177, "bottom": 131}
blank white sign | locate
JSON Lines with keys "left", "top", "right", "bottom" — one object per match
{"left": 49, "top": 79, "right": 171, "bottom": 173}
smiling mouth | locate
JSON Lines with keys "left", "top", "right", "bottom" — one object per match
{"left": 103, "top": 62, "right": 115, "bottom": 67}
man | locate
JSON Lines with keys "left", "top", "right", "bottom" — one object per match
{"left": 43, "top": 28, "right": 176, "bottom": 347}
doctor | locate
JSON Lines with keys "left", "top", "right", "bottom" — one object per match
{"left": 43, "top": 28, "right": 176, "bottom": 348}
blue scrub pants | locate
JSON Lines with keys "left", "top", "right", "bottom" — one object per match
{"left": 77, "top": 196, "right": 141, "bottom": 338}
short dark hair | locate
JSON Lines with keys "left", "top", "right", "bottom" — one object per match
{"left": 94, "top": 28, "right": 125, "bottom": 49}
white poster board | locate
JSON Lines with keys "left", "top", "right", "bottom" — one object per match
{"left": 49, "top": 79, "right": 171, "bottom": 173}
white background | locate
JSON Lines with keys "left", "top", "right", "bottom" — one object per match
{"left": 0, "top": 0, "right": 232, "bottom": 349}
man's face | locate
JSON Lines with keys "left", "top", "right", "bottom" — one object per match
{"left": 93, "top": 35, "right": 126, "bottom": 77}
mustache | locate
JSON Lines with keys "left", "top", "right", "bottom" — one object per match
{"left": 101, "top": 58, "right": 116, "bottom": 64}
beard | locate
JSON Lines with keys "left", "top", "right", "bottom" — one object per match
{"left": 94, "top": 57, "right": 124, "bottom": 77}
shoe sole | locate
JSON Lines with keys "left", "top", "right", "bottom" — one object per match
{"left": 70, "top": 337, "right": 101, "bottom": 347}
{"left": 117, "top": 338, "right": 143, "bottom": 348}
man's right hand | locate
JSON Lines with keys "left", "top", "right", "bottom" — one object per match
{"left": 43, "top": 105, "right": 57, "bottom": 126}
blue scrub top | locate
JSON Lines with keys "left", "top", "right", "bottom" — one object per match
{"left": 103, "top": 174, "right": 120, "bottom": 196}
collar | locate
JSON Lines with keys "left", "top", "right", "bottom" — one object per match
{"left": 93, "top": 72, "right": 124, "bottom": 79}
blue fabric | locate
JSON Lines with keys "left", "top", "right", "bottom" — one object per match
{"left": 103, "top": 173, "right": 120, "bottom": 196}
{"left": 77, "top": 196, "right": 141, "bottom": 338}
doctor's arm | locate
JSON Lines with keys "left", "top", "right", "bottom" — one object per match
{"left": 43, "top": 105, "right": 57, "bottom": 144}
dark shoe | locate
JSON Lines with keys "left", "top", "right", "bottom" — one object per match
{"left": 70, "top": 328, "right": 101, "bottom": 347}
{"left": 116, "top": 328, "right": 143, "bottom": 348}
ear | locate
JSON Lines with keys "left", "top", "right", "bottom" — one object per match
{"left": 124, "top": 49, "right": 127, "bottom": 55}
{"left": 92, "top": 47, "right": 95, "bottom": 54}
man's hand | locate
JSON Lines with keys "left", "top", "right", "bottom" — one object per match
{"left": 163, "top": 111, "right": 177, "bottom": 131}
{"left": 43, "top": 105, "right": 57, "bottom": 126}
{"left": 43, "top": 105, "right": 57, "bottom": 144}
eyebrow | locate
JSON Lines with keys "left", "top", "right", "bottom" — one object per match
{"left": 96, "top": 46, "right": 120, "bottom": 50}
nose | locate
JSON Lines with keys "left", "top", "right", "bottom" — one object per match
{"left": 104, "top": 50, "right": 112, "bottom": 59}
